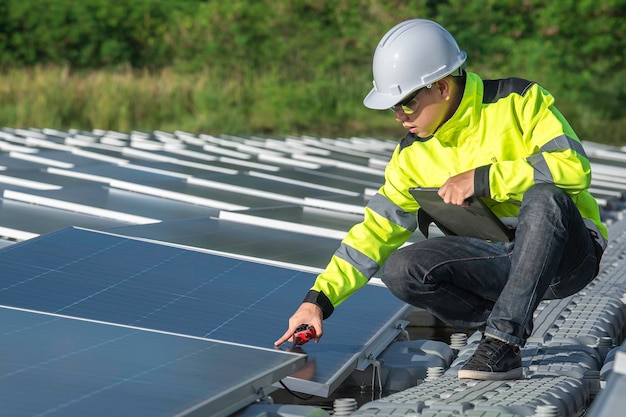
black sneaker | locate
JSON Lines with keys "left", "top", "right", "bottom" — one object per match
{"left": 458, "top": 336, "right": 523, "bottom": 380}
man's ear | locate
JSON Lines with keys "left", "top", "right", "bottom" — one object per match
{"left": 436, "top": 79, "right": 452, "bottom": 101}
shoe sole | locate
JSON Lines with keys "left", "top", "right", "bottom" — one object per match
{"left": 458, "top": 367, "right": 523, "bottom": 380}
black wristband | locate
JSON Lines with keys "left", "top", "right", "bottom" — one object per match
{"left": 474, "top": 164, "right": 491, "bottom": 198}
{"left": 302, "top": 290, "right": 334, "bottom": 320}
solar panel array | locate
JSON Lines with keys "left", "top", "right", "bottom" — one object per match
{"left": 0, "top": 128, "right": 423, "bottom": 268}
{"left": 2, "top": 127, "right": 626, "bottom": 417}
{"left": 0, "top": 127, "right": 414, "bottom": 416}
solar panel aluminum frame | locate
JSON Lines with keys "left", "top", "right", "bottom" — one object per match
{"left": 277, "top": 316, "right": 410, "bottom": 397}
{"left": 185, "top": 348, "right": 306, "bottom": 417}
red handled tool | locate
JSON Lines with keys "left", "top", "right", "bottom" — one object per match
{"left": 292, "top": 324, "right": 316, "bottom": 347}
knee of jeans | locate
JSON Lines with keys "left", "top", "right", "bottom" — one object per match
{"left": 382, "top": 250, "right": 432, "bottom": 293}
{"left": 520, "top": 184, "right": 573, "bottom": 220}
{"left": 525, "top": 183, "right": 567, "bottom": 203}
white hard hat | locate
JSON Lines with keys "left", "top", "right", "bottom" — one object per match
{"left": 363, "top": 19, "right": 467, "bottom": 110}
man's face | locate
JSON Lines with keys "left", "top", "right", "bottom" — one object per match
{"left": 392, "top": 80, "right": 454, "bottom": 138}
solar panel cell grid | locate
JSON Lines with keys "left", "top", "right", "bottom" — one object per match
{"left": 0, "top": 226, "right": 408, "bottom": 399}
{"left": 0, "top": 307, "right": 305, "bottom": 417}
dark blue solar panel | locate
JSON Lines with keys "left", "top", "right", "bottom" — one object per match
{"left": 0, "top": 307, "right": 304, "bottom": 417}
{"left": 62, "top": 165, "right": 324, "bottom": 208}
{"left": 0, "top": 198, "right": 129, "bottom": 233}
{"left": 106, "top": 216, "right": 345, "bottom": 268}
{"left": 0, "top": 227, "right": 407, "bottom": 396}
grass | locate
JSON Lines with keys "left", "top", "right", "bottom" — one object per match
{"left": 0, "top": 65, "right": 623, "bottom": 145}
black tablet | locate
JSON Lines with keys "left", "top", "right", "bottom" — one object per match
{"left": 409, "top": 187, "right": 514, "bottom": 242}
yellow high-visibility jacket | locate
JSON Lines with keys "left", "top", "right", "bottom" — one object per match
{"left": 305, "top": 72, "right": 608, "bottom": 318}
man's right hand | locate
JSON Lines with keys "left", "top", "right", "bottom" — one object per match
{"left": 274, "top": 302, "right": 323, "bottom": 347}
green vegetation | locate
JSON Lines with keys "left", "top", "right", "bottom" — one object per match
{"left": 0, "top": 0, "right": 624, "bottom": 144}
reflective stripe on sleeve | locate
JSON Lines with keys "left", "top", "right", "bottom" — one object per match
{"left": 335, "top": 243, "right": 380, "bottom": 280}
{"left": 527, "top": 153, "right": 554, "bottom": 184}
{"left": 367, "top": 193, "right": 417, "bottom": 231}
{"left": 528, "top": 135, "right": 588, "bottom": 184}
{"left": 541, "top": 135, "right": 587, "bottom": 158}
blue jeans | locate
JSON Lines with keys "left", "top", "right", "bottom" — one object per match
{"left": 382, "top": 184, "right": 602, "bottom": 347}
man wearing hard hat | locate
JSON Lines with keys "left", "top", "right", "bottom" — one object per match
{"left": 276, "top": 19, "right": 606, "bottom": 380}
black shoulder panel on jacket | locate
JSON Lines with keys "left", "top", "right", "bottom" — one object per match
{"left": 482, "top": 78, "right": 536, "bottom": 104}
{"left": 399, "top": 132, "right": 416, "bottom": 151}
{"left": 399, "top": 132, "right": 431, "bottom": 152}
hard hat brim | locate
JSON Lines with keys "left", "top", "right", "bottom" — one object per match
{"left": 363, "top": 87, "right": 398, "bottom": 110}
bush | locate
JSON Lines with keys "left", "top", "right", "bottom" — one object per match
{"left": 0, "top": 0, "right": 184, "bottom": 68}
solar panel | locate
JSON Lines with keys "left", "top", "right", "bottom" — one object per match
{"left": 294, "top": 167, "right": 384, "bottom": 188}
{"left": 223, "top": 207, "right": 426, "bottom": 245}
{"left": 0, "top": 227, "right": 408, "bottom": 397}
{"left": 61, "top": 163, "right": 191, "bottom": 187}
{"left": 0, "top": 198, "right": 130, "bottom": 234}
{"left": 0, "top": 306, "right": 305, "bottom": 417}
{"left": 0, "top": 154, "right": 70, "bottom": 170}
{"left": 67, "top": 164, "right": 362, "bottom": 206}
{"left": 106, "top": 216, "right": 345, "bottom": 268}
{"left": 3, "top": 186, "right": 217, "bottom": 222}
{"left": 56, "top": 164, "right": 309, "bottom": 209}
{"left": 0, "top": 166, "right": 105, "bottom": 189}
{"left": 0, "top": 240, "right": 13, "bottom": 249}
{"left": 250, "top": 168, "right": 377, "bottom": 194}
{"left": 239, "top": 206, "right": 364, "bottom": 230}
{"left": 106, "top": 212, "right": 424, "bottom": 275}
{"left": 119, "top": 158, "right": 241, "bottom": 178}
{"left": 21, "top": 149, "right": 127, "bottom": 167}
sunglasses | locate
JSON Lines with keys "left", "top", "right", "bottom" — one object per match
{"left": 390, "top": 84, "right": 432, "bottom": 115}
